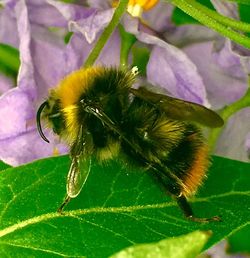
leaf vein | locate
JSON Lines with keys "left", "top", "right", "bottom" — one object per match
{"left": 0, "top": 191, "right": 248, "bottom": 238}
{"left": 0, "top": 241, "right": 82, "bottom": 257}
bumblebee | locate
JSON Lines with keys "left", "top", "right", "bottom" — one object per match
{"left": 37, "top": 66, "right": 223, "bottom": 222}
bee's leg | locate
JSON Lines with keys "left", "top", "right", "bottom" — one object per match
{"left": 153, "top": 172, "right": 221, "bottom": 222}
{"left": 57, "top": 195, "right": 71, "bottom": 213}
{"left": 176, "top": 194, "right": 221, "bottom": 223}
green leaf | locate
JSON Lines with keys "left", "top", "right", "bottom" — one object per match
{"left": 228, "top": 224, "right": 250, "bottom": 253}
{"left": 169, "top": 0, "right": 250, "bottom": 48}
{"left": 172, "top": 7, "right": 199, "bottom": 25}
{"left": 228, "top": 0, "right": 250, "bottom": 4}
{"left": 64, "top": 32, "right": 73, "bottom": 44}
{"left": 131, "top": 46, "right": 150, "bottom": 76}
{"left": 239, "top": 4, "right": 250, "bottom": 37}
{"left": 239, "top": 4, "right": 250, "bottom": 22}
{"left": 172, "top": 0, "right": 214, "bottom": 25}
{"left": 110, "top": 230, "right": 210, "bottom": 258}
{"left": 0, "top": 43, "right": 20, "bottom": 74}
{"left": 0, "top": 155, "right": 249, "bottom": 257}
{"left": 0, "top": 161, "right": 11, "bottom": 171}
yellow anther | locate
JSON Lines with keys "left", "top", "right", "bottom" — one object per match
{"left": 112, "top": 0, "right": 159, "bottom": 17}
{"left": 53, "top": 147, "right": 60, "bottom": 156}
{"left": 127, "top": 3, "right": 143, "bottom": 17}
{"left": 129, "top": 0, "right": 158, "bottom": 10}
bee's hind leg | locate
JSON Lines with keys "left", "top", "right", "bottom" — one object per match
{"left": 176, "top": 194, "right": 221, "bottom": 223}
{"left": 57, "top": 195, "right": 71, "bottom": 213}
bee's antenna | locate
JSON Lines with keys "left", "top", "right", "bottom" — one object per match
{"left": 36, "top": 101, "right": 50, "bottom": 143}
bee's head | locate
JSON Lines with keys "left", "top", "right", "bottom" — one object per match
{"left": 36, "top": 96, "right": 65, "bottom": 143}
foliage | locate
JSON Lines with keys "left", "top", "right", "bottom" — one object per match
{"left": 0, "top": 156, "right": 249, "bottom": 257}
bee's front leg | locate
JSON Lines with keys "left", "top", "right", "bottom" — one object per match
{"left": 57, "top": 196, "right": 71, "bottom": 213}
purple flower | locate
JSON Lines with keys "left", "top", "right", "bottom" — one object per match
{"left": 210, "top": 1, "right": 250, "bottom": 161}
{"left": 158, "top": 1, "right": 250, "bottom": 161}
{"left": 205, "top": 240, "right": 247, "bottom": 258}
{"left": 0, "top": 75, "right": 13, "bottom": 95}
{"left": 0, "top": 0, "right": 120, "bottom": 165}
{"left": 74, "top": 1, "right": 211, "bottom": 105}
{"left": 163, "top": 28, "right": 248, "bottom": 109}
{"left": 85, "top": 0, "right": 250, "bottom": 161}
{"left": 245, "top": 132, "right": 250, "bottom": 159}
{"left": 0, "top": 0, "right": 249, "bottom": 166}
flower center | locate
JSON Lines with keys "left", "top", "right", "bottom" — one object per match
{"left": 127, "top": 0, "right": 159, "bottom": 17}
{"left": 112, "top": 0, "right": 159, "bottom": 17}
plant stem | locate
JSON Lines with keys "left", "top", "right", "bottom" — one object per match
{"left": 188, "top": 0, "right": 250, "bottom": 32}
{"left": 208, "top": 85, "right": 250, "bottom": 151}
{"left": 227, "top": 0, "right": 250, "bottom": 4}
{"left": 169, "top": 0, "right": 250, "bottom": 49}
{"left": 83, "top": 0, "right": 129, "bottom": 68}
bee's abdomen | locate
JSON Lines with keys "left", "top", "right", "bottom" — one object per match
{"left": 122, "top": 98, "right": 209, "bottom": 196}
{"left": 162, "top": 130, "right": 209, "bottom": 196}
{"left": 121, "top": 98, "right": 185, "bottom": 165}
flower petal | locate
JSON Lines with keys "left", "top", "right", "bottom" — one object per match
{"left": 148, "top": 45, "right": 210, "bottom": 105}
{"left": 0, "top": 129, "right": 68, "bottom": 166}
{"left": 0, "top": 3, "right": 19, "bottom": 47}
{"left": 69, "top": 8, "right": 114, "bottom": 44}
{"left": 230, "top": 42, "right": 250, "bottom": 74}
{"left": 46, "top": 0, "right": 95, "bottom": 25}
{"left": 0, "top": 88, "right": 34, "bottom": 140}
{"left": 86, "top": 0, "right": 111, "bottom": 10}
{"left": 66, "top": 29, "right": 121, "bottom": 69}
{"left": 184, "top": 40, "right": 247, "bottom": 109}
{"left": 0, "top": 0, "right": 71, "bottom": 165}
{"left": 212, "top": 40, "right": 245, "bottom": 78}
{"left": 215, "top": 108, "right": 250, "bottom": 162}
{"left": 142, "top": 2, "right": 174, "bottom": 33}
{"left": 164, "top": 24, "right": 220, "bottom": 47}
{"left": 14, "top": 0, "right": 36, "bottom": 98}
{"left": 245, "top": 133, "right": 250, "bottom": 159}
{"left": 211, "top": 0, "right": 239, "bottom": 19}
{"left": 0, "top": 74, "right": 13, "bottom": 95}
{"left": 123, "top": 16, "right": 209, "bottom": 105}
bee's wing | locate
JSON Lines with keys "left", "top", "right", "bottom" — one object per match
{"left": 130, "top": 87, "right": 224, "bottom": 128}
{"left": 67, "top": 155, "right": 91, "bottom": 198}
{"left": 67, "top": 127, "right": 92, "bottom": 198}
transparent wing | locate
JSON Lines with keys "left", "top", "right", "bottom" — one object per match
{"left": 66, "top": 126, "right": 92, "bottom": 198}
{"left": 130, "top": 87, "right": 224, "bottom": 128}
{"left": 67, "top": 155, "right": 91, "bottom": 198}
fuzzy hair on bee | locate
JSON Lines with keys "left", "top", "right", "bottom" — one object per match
{"left": 37, "top": 66, "right": 224, "bottom": 222}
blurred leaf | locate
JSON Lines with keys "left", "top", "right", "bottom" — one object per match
{"left": 239, "top": 4, "right": 250, "bottom": 22}
{"left": 132, "top": 45, "right": 150, "bottom": 76}
{"left": 0, "top": 155, "right": 249, "bottom": 257}
{"left": 60, "top": 0, "right": 76, "bottom": 3}
{"left": 172, "top": 7, "right": 199, "bottom": 25}
{"left": 110, "top": 230, "right": 210, "bottom": 258}
{"left": 172, "top": 0, "right": 215, "bottom": 25}
{"left": 229, "top": 0, "right": 250, "bottom": 4}
{"left": 0, "top": 161, "right": 11, "bottom": 171}
{"left": 228, "top": 224, "right": 250, "bottom": 254}
{"left": 0, "top": 43, "right": 20, "bottom": 75}
{"left": 239, "top": 4, "right": 250, "bottom": 37}
{"left": 64, "top": 32, "right": 73, "bottom": 44}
